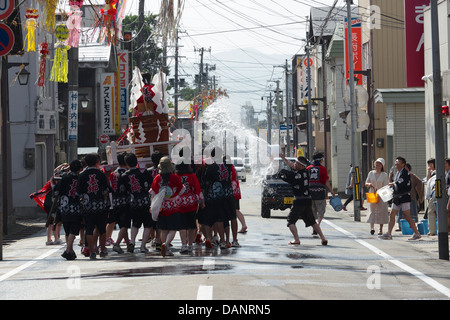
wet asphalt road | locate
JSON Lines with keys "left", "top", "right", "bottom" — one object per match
{"left": 1, "top": 176, "right": 450, "bottom": 302}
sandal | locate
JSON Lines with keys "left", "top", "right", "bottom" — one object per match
{"left": 238, "top": 227, "right": 248, "bottom": 234}
{"left": 288, "top": 241, "right": 301, "bottom": 245}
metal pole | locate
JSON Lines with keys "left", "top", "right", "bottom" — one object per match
{"left": 285, "top": 60, "right": 291, "bottom": 157}
{"left": 347, "top": 0, "right": 361, "bottom": 221}
{"left": 174, "top": 29, "right": 179, "bottom": 118}
{"left": 136, "top": 0, "right": 145, "bottom": 70}
{"left": 322, "top": 41, "right": 328, "bottom": 169}
{"left": 268, "top": 92, "right": 272, "bottom": 145}
{"left": 276, "top": 80, "right": 281, "bottom": 148}
{"left": 306, "top": 31, "right": 313, "bottom": 159}
{"left": 67, "top": 47, "right": 79, "bottom": 162}
{"left": 430, "top": 0, "right": 449, "bottom": 260}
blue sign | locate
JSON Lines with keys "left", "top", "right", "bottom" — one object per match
{"left": 0, "top": 23, "right": 14, "bottom": 56}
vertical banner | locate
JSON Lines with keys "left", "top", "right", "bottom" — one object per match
{"left": 114, "top": 71, "right": 121, "bottom": 135}
{"left": 404, "top": 0, "right": 429, "bottom": 88}
{"left": 345, "top": 17, "right": 363, "bottom": 85}
{"left": 301, "top": 56, "right": 315, "bottom": 104}
{"left": 117, "top": 50, "right": 129, "bottom": 128}
{"left": 101, "top": 73, "right": 115, "bottom": 135}
{"left": 296, "top": 55, "right": 304, "bottom": 106}
{"left": 68, "top": 91, "right": 78, "bottom": 141}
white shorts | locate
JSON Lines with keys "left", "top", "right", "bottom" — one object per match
{"left": 392, "top": 202, "right": 410, "bottom": 212}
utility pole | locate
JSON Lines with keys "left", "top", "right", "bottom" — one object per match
{"left": 174, "top": 29, "right": 179, "bottom": 118}
{"left": 267, "top": 92, "right": 273, "bottom": 145}
{"left": 275, "top": 80, "right": 281, "bottom": 148}
{"left": 430, "top": 0, "right": 449, "bottom": 260}
{"left": 285, "top": 60, "right": 291, "bottom": 157}
{"left": 322, "top": 40, "right": 328, "bottom": 169}
{"left": 195, "top": 47, "right": 211, "bottom": 94}
{"left": 346, "top": 0, "right": 361, "bottom": 222}
{"left": 67, "top": 47, "right": 79, "bottom": 162}
{"left": 136, "top": 0, "right": 145, "bottom": 70}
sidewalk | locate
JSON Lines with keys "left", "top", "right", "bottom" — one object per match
{"left": 2, "top": 218, "right": 46, "bottom": 247}
{"left": 332, "top": 199, "right": 448, "bottom": 259}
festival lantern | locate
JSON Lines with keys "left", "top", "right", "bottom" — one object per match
{"left": 25, "top": 8, "right": 39, "bottom": 52}
{"left": 37, "top": 42, "right": 49, "bottom": 87}
{"left": 50, "top": 24, "right": 70, "bottom": 83}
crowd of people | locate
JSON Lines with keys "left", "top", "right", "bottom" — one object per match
{"left": 352, "top": 156, "right": 450, "bottom": 240}
{"left": 32, "top": 149, "right": 246, "bottom": 260}
{"left": 277, "top": 150, "right": 450, "bottom": 245}
{"left": 32, "top": 147, "right": 450, "bottom": 260}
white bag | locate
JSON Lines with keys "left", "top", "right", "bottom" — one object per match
{"left": 151, "top": 187, "right": 166, "bottom": 221}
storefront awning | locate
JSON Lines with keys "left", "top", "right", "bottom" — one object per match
{"left": 374, "top": 88, "right": 425, "bottom": 104}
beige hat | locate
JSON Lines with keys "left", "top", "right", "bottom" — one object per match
{"left": 158, "top": 157, "right": 175, "bottom": 174}
{"left": 375, "top": 158, "right": 385, "bottom": 168}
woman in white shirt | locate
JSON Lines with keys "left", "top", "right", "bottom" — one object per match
{"left": 365, "top": 158, "right": 390, "bottom": 235}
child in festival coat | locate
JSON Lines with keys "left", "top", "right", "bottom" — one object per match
{"left": 150, "top": 157, "right": 185, "bottom": 256}
{"left": 176, "top": 162, "right": 204, "bottom": 253}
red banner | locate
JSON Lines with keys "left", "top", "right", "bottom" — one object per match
{"left": 405, "top": 0, "right": 429, "bottom": 88}
{"left": 345, "top": 18, "right": 363, "bottom": 85}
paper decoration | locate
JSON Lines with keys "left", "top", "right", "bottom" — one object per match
{"left": 155, "top": 0, "right": 185, "bottom": 44}
{"left": 66, "top": 8, "right": 83, "bottom": 47}
{"left": 37, "top": 42, "right": 49, "bottom": 87}
{"left": 25, "top": 8, "right": 38, "bottom": 52}
{"left": 38, "top": 0, "right": 58, "bottom": 33}
{"left": 69, "top": 0, "right": 84, "bottom": 7}
{"left": 94, "top": 0, "right": 118, "bottom": 46}
{"left": 152, "top": 71, "right": 170, "bottom": 114}
{"left": 129, "top": 67, "right": 145, "bottom": 113}
{"left": 50, "top": 24, "right": 70, "bottom": 83}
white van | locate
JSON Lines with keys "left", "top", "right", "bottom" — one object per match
{"left": 231, "top": 157, "right": 246, "bottom": 182}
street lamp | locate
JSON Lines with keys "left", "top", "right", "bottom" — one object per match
{"left": 79, "top": 94, "right": 90, "bottom": 109}
{"left": 16, "top": 66, "right": 30, "bottom": 86}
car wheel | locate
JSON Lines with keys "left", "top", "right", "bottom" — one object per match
{"left": 261, "top": 202, "right": 271, "bottom": 218}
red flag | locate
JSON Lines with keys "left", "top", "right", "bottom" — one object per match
{"left": 29, "top": 180, "right": 52, "bottom": 213}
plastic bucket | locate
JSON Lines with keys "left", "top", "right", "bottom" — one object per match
{"left": 377, "top": 186, "right": 393, "bottom": 202}
{"left": 420, "top": 219, "right": 429, "bottom": 234}
{"left": 330, "top": 196, "right": 343, "bottom": 212}
{"left": 417, "top": 223, "right": 425, "bottom": 235}
{"left": 366, "top": 192, "right": 379, "bottom": 204}
{"left": 400, "top": 219, "right": 414, "bottom": 235}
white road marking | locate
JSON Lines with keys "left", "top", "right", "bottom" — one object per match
{"left": 0, "top": 247, "right": 62, "bottom": 283}
{"left": 197, "top": 285, "right": 214, "bottom": 300}
{"left": 323, "top": 219, "right": 450, "bottom": 298}
{"left": 197, "top": 258, "right": 215, "bottom": 300}
{"left": 202, "top": 257, "right": 215, "bottom": 270}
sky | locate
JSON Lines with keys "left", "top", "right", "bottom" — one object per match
{"left": 123, "top": 0, "right": 354, "bottom": 116}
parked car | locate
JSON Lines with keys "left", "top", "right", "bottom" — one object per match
{"left": 261, "top": 157, "right": 296, "bottom": 218}
{"left": 231, "top": 157, "right": 246, "bottom": 182}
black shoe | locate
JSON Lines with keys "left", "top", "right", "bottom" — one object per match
{"left": 61, "top": 251, "right": 70, "bottom": 260}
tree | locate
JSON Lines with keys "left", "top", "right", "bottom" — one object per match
{"left": 122, "top": 14, "right": 168, "bottom": 77}
{"left": 179, "top": 86, "right": 197, "bottom": 101}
